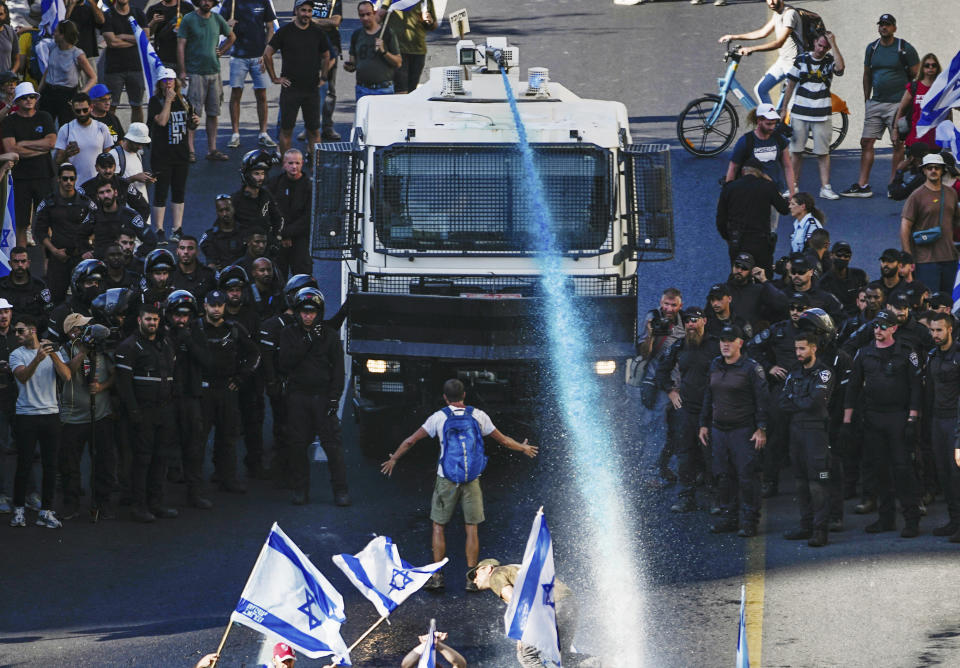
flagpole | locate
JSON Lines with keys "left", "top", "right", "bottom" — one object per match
{"left": 208, "top": 621, "right": 233, "bottom": 668}
{"left": 378, "top": 8, "right": 393, "bottom": 38}
{"left": 348, "top": 615, "right": 388, "bottom": 652}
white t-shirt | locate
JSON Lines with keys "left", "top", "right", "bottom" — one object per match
{"left": 9, "top": 346, "right": 67, "bottom": 415}
{"left": 109, "top": 145, "right": 148, "bottom": 202}
{"left": 55, "top": 119, "right": 113, "bottom": 186}
{"left": 422, "top": 405, "right": 496, "bottom": 478}
{"left": 775, "top": 8, "right": 802, "bottom": 66}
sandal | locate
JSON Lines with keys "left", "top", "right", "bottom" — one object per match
{"left": 206, "top": 150, "right": 229, "bottom": 161}
{"left": 188, "top": 151, "right": 196, "bottom": 163}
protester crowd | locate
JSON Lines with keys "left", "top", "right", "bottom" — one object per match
{"left": 0, "top": 0, "right": 442, "bottom": 529}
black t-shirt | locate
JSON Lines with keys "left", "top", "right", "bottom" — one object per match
{"left": 92, "top": 111, "right": 125, "bottom": 144}
{"left": 267, "top": 22, "right": 331, "bottom": 89}
{"left": 2, "top": 111, "right": 56, "bottom": 180}
{"left": 101, "top": 7, "right": 148, "bottom": 74}
{"left": 70, "top": 3, "right": 102, "bottom": 58}
{"left": 147, "top": 95, "right": 191, "bottom": 163}
{"left": 220, "top": 0, "right": 276, "bottom": 59}
{"left": 145, "top": 0, "right": 195, "bottom": 65}
{"left": 311, "top": 0, "right": 341, "bottom": 50}
{"left": 350, "top": 27, "right": 399, "bottom": 87}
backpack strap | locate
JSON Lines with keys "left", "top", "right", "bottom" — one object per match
{"left": 441, "top": 406, "right": 453, "bottom": 418}
{"left": 464, "top": 405, "right": 474, "bottom": 417}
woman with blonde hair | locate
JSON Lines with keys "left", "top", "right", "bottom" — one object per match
{"left": 37, "top": 20, "right": 96, "bottom": 125}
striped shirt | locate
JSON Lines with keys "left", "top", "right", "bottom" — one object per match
{"left": 786, "top": 53, "right": 840, "bottom": 122}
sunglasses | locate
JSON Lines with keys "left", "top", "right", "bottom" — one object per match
{"left": 13, "top": 327, "right": 28, "bottom": 334}
{"left": 59, "top": 175, "right": 76, "bottom": 181}
{"left": 73, "top": 108, "right": 90, "bottom": 114}
{"left": 923, "top": 63, "right": 938, "bottom": 68}
{"left": 879, "top": 21, "right": 894, "bottom": 26}
{"left": 872, "top": 323, "right": 892, "bottom": 331}
{"left": 19, "top": 94, "right": 38, "bottom": 100}
{"left": 790, "top": 269, "right": 809, "bottom": 275}
{"left": 682, "top": 315, "right": 702, "bottom": 324}
{"left": 834, "top": 253, "right": 852, "bottom": 260}
{"left": 734, "top": 263, "right": 751, "bottom": 271}
{"left": 789, "top": 304, "right": 806, "bottom": 311}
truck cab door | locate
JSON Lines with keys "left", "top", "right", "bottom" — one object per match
{"left": 622, "top": 143, "right": 674, "bottom": 262}
{"left": 311, "top": 142, "right": 364, "bottom": 259}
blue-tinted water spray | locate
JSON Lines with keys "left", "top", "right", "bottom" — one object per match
{"left": 500, "top": 69, "right": 645, "bottom": 665}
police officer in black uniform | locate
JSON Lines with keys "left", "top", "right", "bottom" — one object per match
{"left": 844, "top": 310, "right": 923, "bottom": 537}
{"left": 923, "top": 312, "right": 960, "bottom": 541}
{"left": 726, "top": 252, "right": 789, "bottom": 330}
{"left": 192, "top": 290, "right": 260, "bottom": 493}
{"left": 842, "top": 293, "right": 933, "bottom": 355}
{"left": 102, "top": 242, "right": 140, "bottom": 290}
{"left": 260, "top": 274, "right": 317, "bottom": 485}
{"left": 77, "top": 152, "right": 151, "bottom": 222}
{"left": 33, "top": 162, "right": 96, "bottom": 303}
{"left": 231, "top": 150, "right": 283, "bottom": 250}
{"left": 277, "top": 287, "right": 349, "bottom": 506}
{"left": 138, "top": 248, "right": 177, "bottom": 312}
{"left": 656, "top": 306, "right": 721, "bottom": 512}
{"left": 90, "top": 179, "right": 152, "bottom": 258}
{"left": 166, "top": 289, "right": 214, "bottom": 510}
{"left": 114, "top": 303, "right": 178, "bottom": 523}
{"left": 171, "top": 235, "right": 217, "bottom": 301}
{"left": 819, "top": 241, "right": 868, "bottom": 316}
{"left": 705, "top": 283, "right": 754, "bottom": 340}
{"left": 200, "top": 195, "right": 245, "bottom": 271}
{"left": 779, "top": 330, "right": 834, "bottom": 547}
{"left": 838, "top": 282, "right": 885, "bottom": 348}
{"left": 781, "top": 254, "right": 844, "bottom": 324}
{"left": 747, "top": 292, "right": 809, "bottom": 498}
{"left": 268, "top": 148, "right": 312, "bottom": 278}
{"left": 699, "top": 324, "right": 769, "bottom": 537}
{"left": 48, "top": 259, "right": 106, "bottom": 342}
{"left": 0, "top": 246, "right": 53, "bottom": 320}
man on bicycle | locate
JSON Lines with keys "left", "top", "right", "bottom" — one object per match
{"left": 719, "top": 0, "right": 801, "bottom": 108}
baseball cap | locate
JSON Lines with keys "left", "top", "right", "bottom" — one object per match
{"left": 922, "top": 153, "right": 946, "bottom": 167}
{"left": 789, "top": 255, "right": 812, "bottom": 273}
{"left": 756, "top": 102, "right": 780, "bottom": 121}
{"left": 877, "top": 13, "right": 896, "bottom": 25}
{"left": 467, "top": 558, "right": 501, "bottom": 583}
{"left": 879, "top": 248, "right": 901, "bottom": 262}
{"left": 88, "top": 83, "right": 110, "bottom": 99}
{"left": 681, "top": 306, "right": 705, "bottom": 322}
{"left": 831, "top": 241, "right": 852, "bottom": 254}
{"left": 0, "top": 298, "right": 12, "bottom": 310}
{"left": 294, "top": 0, "right": 313, "bottom": 7}
{"left": 789, "top": 292, "right": 811, "bottom": 307}
{"left": 899, "top": 250, "right": 914, "bottom": 264}
{"left": 888, "top": 292, "right": 911, "bottom": 309}
{"left": 64, "top": 313, "right": 92, "bottom": 332}
{"left": 708, "top": 282, "right": 731, "bottom": 298}
{"left": 96, "top": 152, "right": 116, "bottom": 167}
{"left": 927, "top": 292, "right": 952, "bottom": 308}
{"left": 874, "top": 310, "right": 896, "bottom": 325}
{"left": 718, "top": 324, "right": 744, "bottom": 341}
{"left": 205, "top": 290, "right": 227, "bottom": 306}
{"left": 273, "top": 642, "right": 296, "bottom": 661}
{"left": 0, "top": 71, "right": 18, "bottom": 85}
{"left": 157, "top": 67, "right": 178, "bottom": 81}
{"left": 733, "top": 252, "right": 755, "bottom": 270}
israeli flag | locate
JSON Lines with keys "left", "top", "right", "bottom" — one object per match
{"left": 0, "top": 175, "right": 15, "bottom": 278}
{"left": 130, "top": 17, "right": 167, "bottom": 99}
{"left": 736, "top": 585, "right": 749, "bottom": 668}
{"left": 332, "top": 536, "right": 447, "bottom": 618}
{"left": 229, "top": 524, "right": 351, "bottom": 664}
{"left": 916, "top": 49, "right": 960, "bottom": 135}
{"left": 935, "top": 120, "right": 960, "bottom": 157}
{"left": 417, "top": 618, "right": 437, "bottom": 668}
{"left": 952, "top": 258, "right": 960, "bottom": 317}
{"left": 503, "top": 509, "right": 561, "bottom": 666}
{"left": 39, "top": 0, "right": 65, "bottom": 37}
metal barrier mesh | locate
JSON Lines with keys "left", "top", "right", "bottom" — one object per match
{"left": 372, "top": 144, "right": 614, "bottom": 256}
{"left": 348, "top": 273, "right": 637, "bottom": 297}
{"left": 624, "top": 143, "right": 674, "bottom": 261}
{"left": 311, "top": 143, "right": 360, "bottom": 257}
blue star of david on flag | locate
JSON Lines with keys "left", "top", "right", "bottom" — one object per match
{"left": 298, "top": 591, "right": 323, "bottom": 630}
{"left": 333, "top": 536, "right": 448, "bottom": 618}
{"left": 541, "top": 581, "right": 555, "bottom": 609}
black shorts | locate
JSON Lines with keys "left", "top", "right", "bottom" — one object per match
{"left": 279, "top": 86, "right": 320, "bottom": 132}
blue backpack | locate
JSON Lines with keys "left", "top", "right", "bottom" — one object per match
{"left": 439, "top": 406, "right": 488, "bottom": 483}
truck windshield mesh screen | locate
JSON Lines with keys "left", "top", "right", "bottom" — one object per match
{"left": 373, "top": 144, "right": 613, "bottom": 255}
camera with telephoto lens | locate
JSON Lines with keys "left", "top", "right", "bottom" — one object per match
{"left": 648, "top": 309, "right": 671, "bottom": 336}
{"left": 79, "top": 324, "right": 111, "bottom": 351}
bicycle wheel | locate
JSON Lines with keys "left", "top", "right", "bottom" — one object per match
{"left": 830, "top": 111, "right": 848, "bottom": 152}
{"left": 677, "top": 94, "right": 739, "bottom": 157}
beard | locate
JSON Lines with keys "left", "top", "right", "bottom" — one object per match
{"left": 881, "top": 265, "right": 898, "bottom": 278}
{"left": 686, "top": 329, "right": 704, "bottom": 346}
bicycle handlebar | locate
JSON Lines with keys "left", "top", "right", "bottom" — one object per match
{"left": 723, "top": 44, "right": 744, "bottom": 63}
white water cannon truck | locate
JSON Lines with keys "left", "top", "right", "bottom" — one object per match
{"left": 310, "top": 37, "right": 675, "bottom": 455}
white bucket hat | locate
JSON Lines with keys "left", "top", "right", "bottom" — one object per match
{"left": 124, "top": 122, "right": 151, "bottom": 144}
{"left": 13, "top": 82, "right": 38, "bottom": 101}
{"left": 922, "top": 153, "right": 946, "bottom": 167}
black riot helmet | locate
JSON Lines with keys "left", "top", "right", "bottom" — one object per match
{"left": 70, "top": 258, "right": 107, "bottom": 303}
{"left": 796, "top": 308, "right": 837, "bottom": 342}
{"left": 293, "top": 287, "right": 325, "bottom": 318}
{"left": 283, "top": 274, "right": 318, "bottom": 309}
{"left": 165, "top": 289, "right": 200, "bottom": 318}
{"left": 143, "top": 248, "right": 176, "bottom": 275}
{"left": 217, "top": 264, "right": 249, "bottom": 289}
{"left": 240, "top": 149, "right": 279, "bottom": 187}
{"left": 91, "top": 287, "right": 134, "bottom": 327}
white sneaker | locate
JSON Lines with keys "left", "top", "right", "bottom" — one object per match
{"left": 10, "top": 506, "right": 25, "bottom": 527}
{"left": 227, "top": 133, "right": 241, "bottom": 149}
{"left": 36, "top": 509, "right": 62, "bottom": 529}
{"left": 297, "top": 130, "right": 307, "bottom": 141}
{"left": 714, "top": 0, "right": 727, "bottom": 5}
{"left": 25, "top": 492, "right": 40, "bottom": 511}
{"left": 691, "top": 0, "right": 704, "bottom": 3}
{"left": 0, "top": 494, "right": 11, "bottom": 513}
{"left": 819, "top": 185, "right": 839, "bottom": 200}
{"left": 258, "top": 133, "right": 278, "bottom": 148}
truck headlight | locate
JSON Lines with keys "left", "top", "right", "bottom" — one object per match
{"left": 594, "top": 360, "right": 616, "bottom": 375}
{"left": 366, "top": 359, "right": 400, "bottom": 374}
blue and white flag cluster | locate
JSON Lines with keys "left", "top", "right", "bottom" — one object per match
{"left": 129, "top": 17, "right": 168, "bottom": 99}
{"left": 230, "top": 523, "right": 351, "bottom": 664}
{"left": 417, "top": 618, "right": 437, "bottom": 668}
{"left": 916, "top": 49, "right": 960, "bottom": 135}
{"left": 503, "top": 510, "right": 561, "bottom": 666}
{"left": 332, "top": 535, "right": 447, "bottom": 618}
{"left": 39, "top": 0, "right": 65, "bottom": 37}
{"left": 0, "top": 174, "right": 15, "bottom": 278}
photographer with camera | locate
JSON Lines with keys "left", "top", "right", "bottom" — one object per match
{"left": 277, "top": 287, "right": 349, "bottom": 506}
{"left": 8, "top": 315, "right": 72, "bottom": 529}
{"left": 58, "top": 314, "right": 116, "bottom": 521}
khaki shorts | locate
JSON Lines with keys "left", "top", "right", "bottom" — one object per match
{"left": 187, "top": 72, "right": 223, "bottom": 117}
{"left": 790, "top": 117, "right": 832, "bottom": 155}
{"left": 430, "top": 475, "right": 485, "bottom": 525}
{"left": 862, "top": 100, "right": 899, "bottom": 141}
